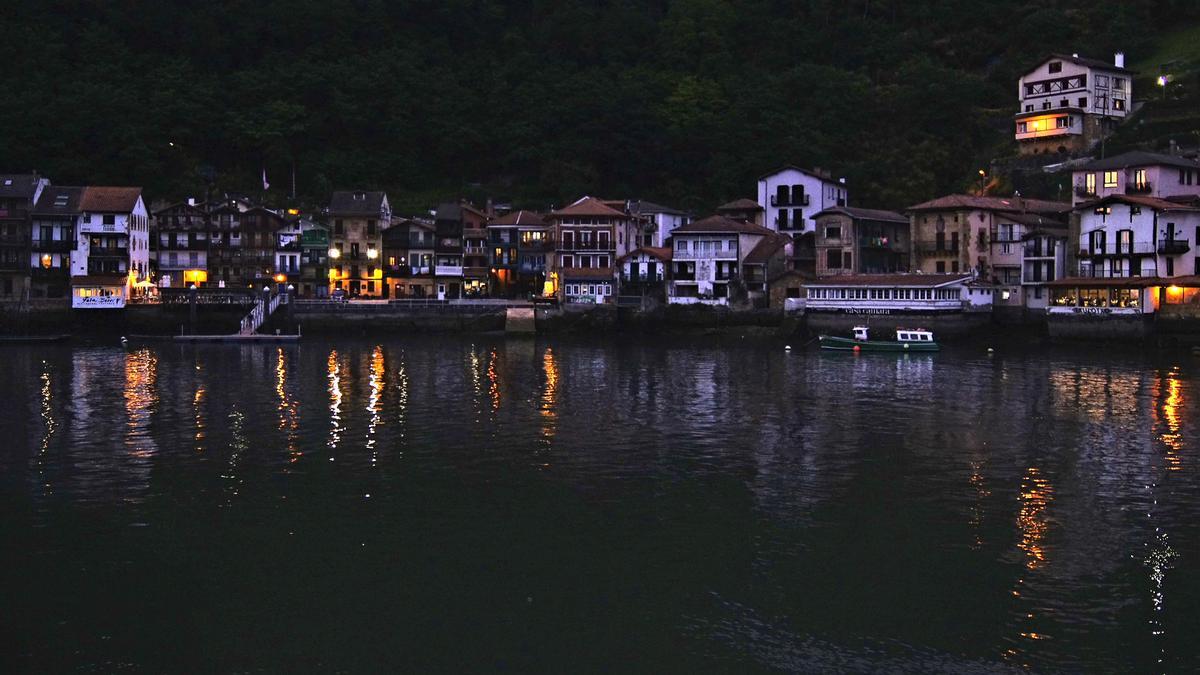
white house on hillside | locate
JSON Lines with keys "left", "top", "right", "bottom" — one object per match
{"left": 757, "top": 165, "right": 847, "bottom": 235}
{"left": 1015, "top": 52, "right": 1131, "bottom": 155}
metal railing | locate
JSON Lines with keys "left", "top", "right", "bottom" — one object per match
{"left": 770, "top": 194, "right": 810, "bottom": 207}
{"left": 1158, "top": 239, "right": 1190, "bottom": 254}
{"left": 1076, "top": 241, "right": 1155, "bottom": 256}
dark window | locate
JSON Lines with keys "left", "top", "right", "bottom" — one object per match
{"left": 367, "top": 219, "right": 377, "bottom": 235}
{"left": 334, "top": 220, "right": 344, "bottom": 235}
{"left": 1078, "top": 97, "right": 1087, "bottom": 107}
{"left": 786, "top": 287, "right": 800, "bottom": 298}
{"left": 1166, "top": 257, "right": 1175, "bottom": 276}
{"left": 936, "top": 261, "right": 946, "bottom": 273}
{"left": 826, "top": 249, "right": 842, "bottom": 269}
{"left": 1048, "top": 61, "right": 1062, "bottom": 73}
{"left": 103, "top": 214, "right": 115, "bottom": 225}
{"left": 951, "top": 261, "right": 960, "bottom": 273}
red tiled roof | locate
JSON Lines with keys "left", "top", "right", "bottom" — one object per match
{"left": 550, "top": 196, "right": 627, "bottom": 218}
{"left": 907, "top": 194, "right": 1071, "bottom": 215}
{"left": 813, "top": 206, "right": 907, "bottom": 223}
{"left": 807, "top": 273, "right": 974, "bottom": 288}
{"left": 716, "top": 198, "right": 763, "bottom": 211}
{"left": 559, "top": 266, "right": 616, "bottom": 280}
{"left": 618, "top": 246, "right": 672, "bottom": 263}
{"left": 489, "top": 209, "right": 546, "bottom": 226}
{"left": 673, "top": 214, "right": 775, "bottom": 236}
{"left": 1078, "top": 194, "right": 1200, "bottom": 212}
{"left": 80, "top": 186, "right": 142, "bottom": 213}
{"left": 743, "top": 233, "right": 792, "bottom": 265}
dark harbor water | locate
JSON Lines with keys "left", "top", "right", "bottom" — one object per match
{"left": 2, "top": 336, "right": 1199, "bottom": 673}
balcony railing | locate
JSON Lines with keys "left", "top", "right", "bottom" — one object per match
{"left": 673, "top": 248, "right": 737, "bottom": 260}
{"left": 31, "top": 239, "right": 74, "bottom": 252}
{"left": 770, "top": 194, "right": 810, "bottom": 207}
{"left": 434, "top": 265, "right": 463, "bottom": 276}
{"left": 1077, "top": 241, "right": 1155, "bottom": 256}
{"left": 556, "top": 241, "right": 614, "bottom": 252}
{"left": 1071, "top": 266, "right": 1153, "bottom": 279}
{"left": 0, "top": 259, "right": 22, "bottom": 271}
{"left": 914, "top": 240, "right": 960, "bottom": 255}
{"left": 1126, "top": 182, "right": 1153, "bottom": 195}
{"left": 1158, "top": 238, "right": 1190, "bottom": 254}
{"left": 0, "top": 232, "right": 29, "bottom": 245}
{"left": 88, "top": 247, "right": 129, "bottom": 258}
{"left": 1074, "top": 186, "right": 1098, "bottom": 199}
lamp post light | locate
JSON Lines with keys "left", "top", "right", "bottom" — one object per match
{"left": 188, "top": 283, "right": 198, "bottom": 335}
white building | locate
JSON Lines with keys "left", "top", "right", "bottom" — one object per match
{"left": 802, "top": 274, "right": 993, "bottom": 315}
{"left": 276, "top": 215, "right": 302, "bottom": 280}
{"left": 1015, "top": 53, "right": 1131, "bottom": 155}
{"left": 627, "top": 200, "right": 690, "bottom": 248}
{"left": 1070, "top": 150, "right": 1200, "bottom": 205}
{"left": 667, "top": 215, "right": 783, "bottom": 305}
{"left": 1075, "top": 195, "right": 1200, "bottom": 279}
{"left": 71, "top": 187, "right": 150, "bottom": 308}
{"left": 757, "top": 165, "right": 847, "bottom": 235}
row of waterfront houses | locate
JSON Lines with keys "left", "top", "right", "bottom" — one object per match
{"left": 2, "top": 148, "right": 1199, "bottom": 321}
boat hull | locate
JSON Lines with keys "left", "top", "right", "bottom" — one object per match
{"left": 818, "top": 335, "right": 940, "bottom": 352}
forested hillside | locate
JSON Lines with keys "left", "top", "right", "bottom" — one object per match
{"left": 2, "top": 0, "right": 1197, "bottom": 212}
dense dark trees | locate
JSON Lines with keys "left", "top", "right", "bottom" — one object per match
{"left": 1, "top": 1, "right": 1194, "bottom": 212}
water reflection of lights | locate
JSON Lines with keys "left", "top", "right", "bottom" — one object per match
{"left": 276, "top": 348, "right": 300, "bottom": 463}
{"left": 1154, "top": 370, "right": 1183, "bottom": 470}
{"left": 968, "top": 461, "right": 990, "bottom": 548}
{"left": 1005, "top": 466, "right": 1055, "bottom": 664}
{"left": 469, "top": 346, "right": 483, "bottom": 422}
{"left": 1017, "top": 467, "right": 1053, "bottom": 571}
{"left": 37, "top": 364, "right": 56, "bottom": 495}
{"left": 366, "top": 346, "right": 384, "bottom": 462}
{"left": 223, "top": 407, "right": 247, "bottom": 503}
{"left": 193, "top": 360, "right": 207, "bottom": 452}
{"left": 394, "top": 354, "right": 409, "bottom": 442}
{"left": 487, "top": 348, "right": 501, "bottom": 412}
{"left": 539, "top": 347, "right": 559, "bottom": 447}
{"left": 327, "top": 350, "right": 343, "bottom": 450}
{"left": 1145, "top": 529, "right": 1179, "bottom": 666}
{"left": 124, "top": 349, "right": 158, "bottom": 458}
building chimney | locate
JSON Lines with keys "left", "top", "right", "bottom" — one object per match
{"left": 1115, "top": 52, "right": 1125, "bottom": 68}
{"left": 1169, "top": 139, "right": 1179, "bottom": 156}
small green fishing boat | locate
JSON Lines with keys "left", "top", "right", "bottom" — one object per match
{"left": 818, "top": 325, "right": 940, "bottom": 352}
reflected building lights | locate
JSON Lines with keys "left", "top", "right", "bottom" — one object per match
{"left": 968, "top": 461, "right": 990, "bottom": 549}
{"left": 366, "top": 346, "right": 384, "bottom": 463}
{"left": 1006, "top": 466, "right": 1055, "bottom": 664}
{"left": 394, "top": 355, "right": 409, "bottom": 443}
{"left": 223, "top": 406, "right": 247, "bottom": 504}
{"left": 539, "top": 347, "right": 559, "bottom": 447}
{"left": 1154, "top": 370, "right": 1183, "bottom": 470}
{"left": 37, "top": 364, "right": 56, "bottom": 495}
{"left": 276, "top": 348, "right": 300, "bottom": 463}
{"left": 328, "top": 350, "right": 344, "bottom": 450}
{"left": 124, "top": 349, "right": 159, "bottom": 459}
{"left": 193, "top": 360, "right": 207, "bottom": 453}
{"left": 1017, "top": 466, "right": 1053, "bottom": 571}
{"left": 487, "top": 348, "right": 501, "bottom": 413}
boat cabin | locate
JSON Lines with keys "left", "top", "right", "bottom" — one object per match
{"left": 852, "top": 325, "right": 935, "bottom": 343}
{"left": 897, "top": 328, "right": 935, "bottom": 343}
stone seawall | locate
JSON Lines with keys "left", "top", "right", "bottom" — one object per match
{"left": 0, "top": 301, "right": 245, "bottom": 336}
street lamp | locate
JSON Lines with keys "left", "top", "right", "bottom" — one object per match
{"left": 366, "top": 247, "right": 379, "bottom": 260}
{"left": 328, "top": 247, "right": 341, "bottom": 259}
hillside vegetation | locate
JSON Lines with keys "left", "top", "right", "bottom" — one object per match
{"left": 2, "top": 1, "right": 1198, "bottom": 212}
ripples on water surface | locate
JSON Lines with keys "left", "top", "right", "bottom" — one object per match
{"left": 1, "top": 337, "right": 1198, "bottom": 672}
